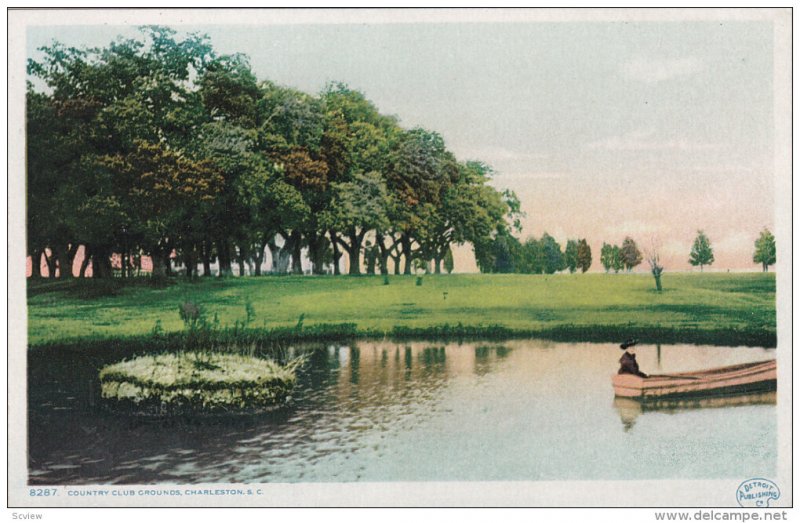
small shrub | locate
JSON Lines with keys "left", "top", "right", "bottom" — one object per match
{"left": 245, "top": 299, "right": 256, "bottom": 325}
{"left": 178, "top": 301, "right": 206, "bottom": 330}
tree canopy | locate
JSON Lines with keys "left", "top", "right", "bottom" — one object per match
{"left": 620, "top": 237, "right": 642, "bottom": 272}
{"left": 576, "top": 239, "right": 592, "bottom": 273}
{"left": 26, "top": 27, "right": 515, "bottom": 279}
{"left": 753, "top": 228, "right": 776, "bottom": 272}
{"left": 689, "top": 230, "right": 714, "bottom": 272}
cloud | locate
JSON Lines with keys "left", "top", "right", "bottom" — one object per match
{"left": 602, "top": 221, "right": 666, "bottom": 240}
{"left": 587, "top": 129, "right": 721, "bottom": 152}
{"left": 621, "top": 56, "right": 704, "bottom": 84}
{"left": 662, "top": 239, "right": 688, "bottom": 259}
{"left": 461, "top": 145, "right": 548, "bottom": 163}
{"left": 714, "top": 231, "right": 754, "bottom": 257}
{"left": 495, "top": 171, "right": 566, "bottom": 181}
{"left": 689, "top": 164, "right": 756, "bottom": 175}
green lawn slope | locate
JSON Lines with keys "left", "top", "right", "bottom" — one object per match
{"left": 27, "top": 272, "right": 776, "bottom": 347}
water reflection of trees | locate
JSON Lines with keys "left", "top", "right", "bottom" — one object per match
{"left": 350, "top": 346, "right": 360, "bottom": 385}
{"left": 421, "top": 346, "right": 446, "bottom": 367}
{"left": 474, "top": 345, "right": 512, "bottom": 376}
{"left": 298, "top": 343, "right": 452, "bottom": 409}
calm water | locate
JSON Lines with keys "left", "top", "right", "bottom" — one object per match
{"left": 28, "top": 340, "right": 776, "bottom": 484}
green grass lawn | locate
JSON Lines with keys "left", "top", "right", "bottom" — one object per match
{"left": 27, "top": 272, "right": 776, "bottom": 346}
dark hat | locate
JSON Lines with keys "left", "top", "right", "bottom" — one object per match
{"left": 620, "top": 339, "right": 638, "bottom": 350}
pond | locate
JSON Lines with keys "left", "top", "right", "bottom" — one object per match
{"left": 28, "top": 340, "right": 776, "bottom": 484}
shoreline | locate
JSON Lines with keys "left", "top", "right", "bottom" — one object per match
{"left": 27, "top": 322, "right": 776, "bottom": 352}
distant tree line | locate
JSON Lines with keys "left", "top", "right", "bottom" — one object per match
{"left": 475, "top": 230, "right": 592, "bottom": 274}
{"left": 474, "top": 228, "right": 777, "bottom": 277}
{"left": 26, "top": 27, "right": 519, "bottom": 279}
{"left": 599, "top": 237, "right": 642, "bottom": 273}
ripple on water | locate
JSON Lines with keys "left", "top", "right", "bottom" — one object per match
{"left": 49, "top": 464, "right": 81, "bottom": 470}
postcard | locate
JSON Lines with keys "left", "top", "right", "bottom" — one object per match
{"left": 7, "top": 8, "right": 792, "bottom": 509}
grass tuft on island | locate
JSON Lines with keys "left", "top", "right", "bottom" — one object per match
{"left": 99, "top": 352, "right": 300, "bottom": 416}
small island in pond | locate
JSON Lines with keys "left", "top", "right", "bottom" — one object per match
{"left": 99, "top": 352, "right": 299, "bottom": 416}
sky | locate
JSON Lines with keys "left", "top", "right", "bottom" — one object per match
{"left": 27, "top": 16, "right": 777, "bottom": 272}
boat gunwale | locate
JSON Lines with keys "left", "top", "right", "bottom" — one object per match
{"left": 649, "top": 359, "right": 775, "bottom": 378}
{"left": 642, "top": 364, "right": 776, "bottom": 389}
{"left": 611, "top": 359, "right": 777, "bottom": 399}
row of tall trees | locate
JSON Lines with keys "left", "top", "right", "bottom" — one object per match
{"left": 27, "top": 27, "right": 517, "bottom": 279}
{"left": 475, "top": 231, "right": 592, "bottom": 274}
{"left": 476, "top": 228, "right": 777, "bottom": 277}
{"left": 600, "top": 237, "right": 642, "bottom": 273}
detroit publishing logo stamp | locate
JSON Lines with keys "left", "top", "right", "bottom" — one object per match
{"left": 736, "top": 478, "right": 781, "bottom": 508}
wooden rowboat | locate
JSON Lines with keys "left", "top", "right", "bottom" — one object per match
{"left": 612, "top": 359, "right": 776, "bottom": 399}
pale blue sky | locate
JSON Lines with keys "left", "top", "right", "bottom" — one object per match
{"left": 27, "top": 19, "right": 776, "bottom": 270}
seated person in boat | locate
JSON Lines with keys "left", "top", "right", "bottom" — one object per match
{"left": 618, "top": 339, "right": 648, "bottom": 378}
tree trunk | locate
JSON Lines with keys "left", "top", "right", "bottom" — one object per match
{"left": 401, "top": 234, "right": 413, "bottom": 275}
{"left": 201, "top": 240, "right": 213, "bottom": 276}
{"left": 306, "top": 232, "right": 327, "bottom": 275}
{"left": 151, "top": 252, "right": 168, "bottom": 278}
{"left": 287, "top": 230, "right": 303, "bottom": 275}
{"left": 185, "top": 253, "right": 194, "bottom": 279}
{"left": 189, "top": 244, "right": 200, "bottom": 279}
{"left": 651, "top": 267, "right": 663, "bottom": 292}
{"left": 277, "top": 251, "right": 290, "bottom": 273}
{"left": 67, "top": 244, "right": 79, "bottom": 278}
{"left": 56, "top": 247, "right": 72, "bottom": 278}
{"left": 253, "top": 241, "right": 265, "bottom": 276}
{"left": 272, "top": 234, "right": 292, "bottom": 274}
{"left": 375, "top": 234, "right": 390, "bottom": 276}
{"left": 346, "top": 244, "right": 360, "bottom": 275}
{"left": 43, "top": 248, "right": 57, "bottom": 278}
{"left": 366, "top": 249, "right": 377, "bottom": 274}
{"left": 434, "top": 257, "right": 442, "bottom": 274}
{"left": 91, "top": 247, "right": 113, "bottom": 279}
{"left": 330, "top": 230, "right": 342, "bottom": 275}
{"left": 343, "top": 229, "right": 364, "bottom": 276}
{"left": 237, "top": 245, "right": 247, "bottom": 277}
{"left": 30, "top": 249, "right": 42, "bottom": 278}
{"left": 217, "top": 238, "right": 233, "bottom": 277}
{"left": 267, "top": 238, "right": 282, "bottom": 274}
{"left": 79, "top": 247, "right": 91, "bottom": 279}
